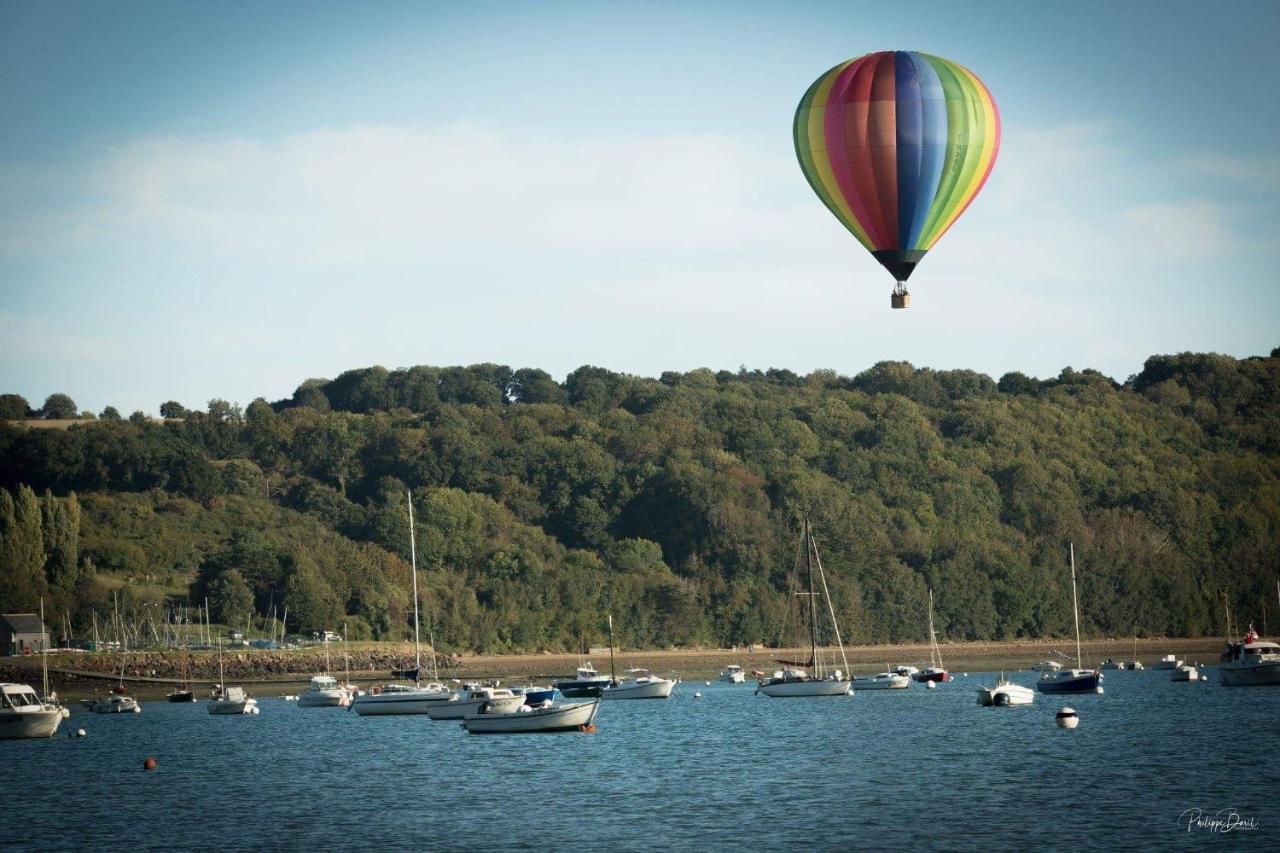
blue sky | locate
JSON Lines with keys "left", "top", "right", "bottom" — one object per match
{"left": 3, "top": 0, "right": 1278, "bottom": 414}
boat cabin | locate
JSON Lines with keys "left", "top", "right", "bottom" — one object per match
{"left": 1221, "top": 641, "right": 1280, "bottom": 663}
{"left": 0, "top": 683, "right": 43, "bottom": 708}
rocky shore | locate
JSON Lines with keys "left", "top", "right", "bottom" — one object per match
{"left": 0, "top": 636, "right": 1229, "bottom": 691}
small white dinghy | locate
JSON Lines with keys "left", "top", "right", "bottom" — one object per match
{"left": 463, "top": 699, "right": 599, "bottom": 734}
{"left": 1170, "top": 664, "right": 1199, "bottom": 682}
{"left": 976, "top": 674, "right": 1035, "bottom": 706}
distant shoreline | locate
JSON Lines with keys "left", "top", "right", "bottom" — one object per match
{"left": 1, "top": 636, "right": 1230, "bottom": 699}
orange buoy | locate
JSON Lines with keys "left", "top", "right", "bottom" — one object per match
{"left": 143, "top": 757, "right": 157, "bottom": 770}
{"left": 578, "top": 724, "right": 597, "bottom": 733}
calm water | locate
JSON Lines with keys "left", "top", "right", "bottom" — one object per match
{"left": 8, "top": 668, "right": 1278, "bottom": 851}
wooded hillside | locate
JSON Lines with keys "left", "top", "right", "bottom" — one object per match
{"left": 2, "top": 348, "right": 1276, "bottom": 652}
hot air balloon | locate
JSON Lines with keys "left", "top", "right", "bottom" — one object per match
{"left": 794, "top": 51, "right": 1000, "bottom": 308}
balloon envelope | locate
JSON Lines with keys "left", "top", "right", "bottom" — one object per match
{"left": 794, "top": 51, "right": 1000, "bottom": 284}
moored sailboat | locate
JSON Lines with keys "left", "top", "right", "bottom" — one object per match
{"left": 354, "top": 490, "right": 457, "bottom": 715}
{"left": 911, "top": 589, "right": 950, "bottom": 683}
{"left": 756, "top": 518, "right": 852, "bottom": 698}
{"left": 1037, "top": 543, "right": 1103, "bottom": 695}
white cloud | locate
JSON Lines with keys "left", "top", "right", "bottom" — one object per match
{"left": 1122, "top": 201, "right": 1237, "bottom": 261}
{"left": 58, "top": 124, "right": 810, "bottom": 267}
{"left": 1174, "top": 151, "right": 1280, "bottom": 192}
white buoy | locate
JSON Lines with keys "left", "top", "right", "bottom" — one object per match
{"left": 1094, "top": 686, "right": 1104, "bottom": 694}
{"left": 962, "top": 673, "right": 968, "bottom": 677}
{"left": 76, "top": 728, "right": 86, "bottom": 737}
{"left": 704, "top": 680, "right": 711, "bottom": 686}
{"left": 693, "top": 692, "right": 703, "bottom": 699}
{"left": 132, "top": 706, "right": 141, "bottom": 714}
{"left": 1056, "top": 707, "right": 1079, "bottom": 729}
{"left": 926, "top": 680, "right": 937, "bottom": 690}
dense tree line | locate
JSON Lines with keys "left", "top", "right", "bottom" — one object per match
{"left": 1, "top": 348, "right": 1277, "bottom": 652}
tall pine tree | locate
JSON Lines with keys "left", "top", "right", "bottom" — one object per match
{"left": 0, "top": 485, "right": 48, "bottom": 609}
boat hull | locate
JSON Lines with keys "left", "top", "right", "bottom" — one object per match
{"left": 167, "top": 691, "right": 196, "bottom": 703}
{"left": 851, "top": 675, "right": 910, "bottom": 690}
{"left": 463, "top": 700, "right": 599, "bottom": 734}
{"left": 553, "top": 680, "right": 611, "bottom": 698}
{"left": 0, "top": 709, "right": 63, "bottom": 738}
{"left": 296, "top": 691, "right": 350, "bottom": 708}
{"left": 977, "top": 685, "right": 1035, "bottom": 706}
{"left": 208, "top": 700, "right": 259, "bottom": 715}
{"left": 519, "top": 687, "right": 557, "bottom": 705}
{"left": 87, "top": 697, "right": 140, "bottom": 713}
{"left": 1219, "top": 661, "right": 1280, "bottom": 686}
{"left": 427, "top": 694, "right": 526, "bottom": 720}
{"left": 757, "top": 679, "right": 851, "bottom": 698}
{"left": 911, "top": 670, "right": 950, "bottom": 683}
{"left": 1036, "top": 671, "right": 1102, "bottom": 694}
{"left": 352, "top": 692, "right": 456, "bottom": 715}
{"left": 602, "top": 679, "right": 675, "bottom": 700}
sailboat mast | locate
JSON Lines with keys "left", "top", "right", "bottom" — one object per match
{"left": 811, "top": 529, "right": 850, "bottom": 676}
{"left": 933, "top": 591, "right": 945, "bottom": 671}
{"left": 805, "top": 518, "right": 819, "bottom": 675}
{"left": 40, "top": 597, "right": 48, "bottom": 699}
{"left": 407, "top": 489, "right": 422, "bottom": 673}
{"left": 1069, "top": 543, "right": 1082, "bottom": 667}
{"left": 607, "top": 614, "right": 617, "bottom": 686}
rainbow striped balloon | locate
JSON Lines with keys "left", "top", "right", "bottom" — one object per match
{"left": 794, "top": 51, "right": 1000, "bottom": 290}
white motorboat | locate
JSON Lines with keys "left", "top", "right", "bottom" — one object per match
{"left": 602, "top": 669, "right": 676, "bottom": 700}
{"left": 719, "top": 665, "right": 746, "bottom": 684}
{"left": 352, "top": 682, "right": 455, "bottom": 715}
{"left": 463, "top": 699, "right": 600, "bottom": 734}
{"left": 1152, "top": 654, "right": 1182, "bottom": 670}
{"left": 1031, "top": 661, "right": 1062, "bottom": 672}
{"left": 1171, "top": 664, "right": 1198, "bottom": 682}
{"left": 553, "top": 663, "right": 613, "bottom": 698}
{"left": 977, "top": 675, "right": 1035, "bottom": 706}
{"left": 1125, "top": 661, "right": 1144, "bottom": 671}
{"left": 1100, "top": 658, "right": 1123, "bottom": 670}
{"left": 0, "top": 683, "right": 64, "bottom": 738}
{"left": 208, "top": 685, "right": 259, "bottom": 715}
{"left": 850, "top": 671, "right": 910, "bottom": 690}
{"left": 1219, "top": 625, "right": 1280, "bottom": 686}
{"left": 757, "top": 518, "right": 852, "bottom": 698}
{"left": 297, "top": 674, "right": 351, "bottom": 708}
{"left": 426, "top": 687, "right": 526, "bottom": 720}
{"left": 84, "top": 695, "right": 140, "bottom": 714}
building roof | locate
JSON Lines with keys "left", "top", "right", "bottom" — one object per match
{"left": 0, "top": 613, "right": 47, "bottom": 635}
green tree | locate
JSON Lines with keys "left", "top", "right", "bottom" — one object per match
{"left": 211, "top": 569, "right": 255, "bottom": 627}
{"left": 159, "top": 401, "right": 187, "bottom": 418}
{"left": 41, "top": 393, "right": 78, "bottom": 419}
{"left": 0, "top": 394, "right": 31, "bottom": 419}
{"left": 0, "top": 486, "right": 47, "bottom": 608}
{"left": 100, "top": 406, "right": 122, "bottom": 420}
